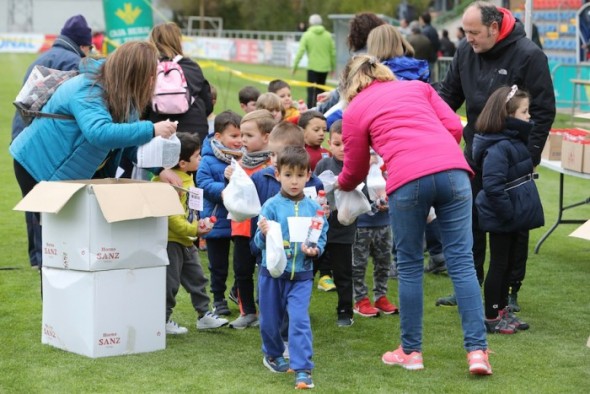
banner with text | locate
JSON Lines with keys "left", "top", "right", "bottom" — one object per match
{"left": 103, "top": 0, "right": 153, "bottom": 53}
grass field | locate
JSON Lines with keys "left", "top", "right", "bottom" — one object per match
{"left": 0, "top": 53, "right": 589, "bottom": 393}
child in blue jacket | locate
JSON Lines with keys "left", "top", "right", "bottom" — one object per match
{"left": 255, "top": 146, "right": 328, "bottom": 390}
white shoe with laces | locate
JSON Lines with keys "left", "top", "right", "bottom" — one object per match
{"left": 166, "top": 320, "right": 188, "bottom": 335}
{"left": 197, "top": 311, "right": 229, "bottom": 330}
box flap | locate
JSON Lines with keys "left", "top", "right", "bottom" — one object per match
{"left": 91, "top": 182, "right": 184, "bottom": 223}
{"left": 13, "top": 181, "right": 86, "bottom": 213}
{"left": 569, "top": 220, "right": 590, "bottom": 241}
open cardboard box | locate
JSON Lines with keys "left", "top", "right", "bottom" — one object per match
{"left": 14, "top": 179, "right": 183, "bottom": 271}
{"left": 569, "top": 220, "right": 590, "bottom": 241}
{"left": 42, "top": 266, "right": 166, "bottom": 358}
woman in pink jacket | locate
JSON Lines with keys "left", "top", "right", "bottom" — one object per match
{"left": 336, "top": 55, "right": 491, "bottom": 376}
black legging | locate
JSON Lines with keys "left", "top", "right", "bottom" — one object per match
{"left": 306, "top": 70, "right": 328, "bottom": 109}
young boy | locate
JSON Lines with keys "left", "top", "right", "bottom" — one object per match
{"left": 255, "top": 145, "right": 328, "bottom": 390}
{"left": 196, "top": 110, "right": 243, "bottom": 317}
{"left": 153, "top": 132, "right": 229, "bottom": 334}
{"left": 314, "top": 120, "right": 357, "bottom": 327}
{"left": 268, "top": 79, "right": 306, "bottom": 124}
{"left": 256, "top": 92, "right": 285, "bottom": 122}
{"left": 227, "top": 109, "right": 276, "bottom": 329}
{"left": 352, "top": 152, "right": 399, "bottom": 317}
{"left": 238, "top": 85, "right": 260, "bottom": 114}
{"left": 298, "top": 110, "right": 330, "bottom": 172}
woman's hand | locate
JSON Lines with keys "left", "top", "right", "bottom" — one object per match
{"left": 153, "top": 120, "right": 177, "bottom": 138}
{"left": 158, "top": 168, "right": 183, "bottom": 188}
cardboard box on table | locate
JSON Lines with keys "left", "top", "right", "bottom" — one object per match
{"left": 560, "top": 130, "right": 590, "bottom": 173}
{"left": 13, "top": 179, "right": 183, "bottom": 271}
{"left": 41, "top": 266, "right": 166, "bottom": 358}
{"left": 13, "top": 179, "right": 184, "bottom": 357}
{"left": 541, "top": 131, "right": 564, "bottom": 161}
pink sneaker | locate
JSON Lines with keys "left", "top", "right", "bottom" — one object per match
{"left": 467, "top": 349, "right": 492, "bottom": 375}
{"left": 382, "top": 346, "right": 424, "bottom": 370}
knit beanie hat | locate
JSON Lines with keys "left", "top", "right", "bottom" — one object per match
{"left": 309, "top": 14, "right": 322, "bottom": 26}
{"left": 60, "top": 15, "right": 92, "bottom": 46}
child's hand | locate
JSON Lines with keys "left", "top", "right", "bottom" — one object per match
{"left": 224, "top": 166, "right": 234, "bottom": 180}
{"left": 258, "top": 216, "right": 269, "bottom": 236}
{"left": 316, "top": 91, "right": 330, "bottom": 103}
{"left": 297, "top": 100, "right": 308, "bottom": 112}
{"left": 301, "top": 243, "right": 319, "bottom": 257}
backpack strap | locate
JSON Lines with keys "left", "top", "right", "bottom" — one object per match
{"left": 14, "top": 102, "right": 74, "bottom": 123}
{"left": 172, "top": 55, "right": 183, "bottom": 63}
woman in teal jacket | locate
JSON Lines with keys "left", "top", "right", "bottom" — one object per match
{"left": 10, "top": 41, "right": 177, "bottom": 198}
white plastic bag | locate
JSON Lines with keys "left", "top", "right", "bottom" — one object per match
{"left": 317, "top": 170, "right": 338, "bottom": 209}
{"left": 223, "top": 158, "right": 261, "bottom": 222}
{"left": 335, "top": 185, "right": 371, "bottom": 225}
{"left": 266, "top": 220, "right": 287, "bottom": 278}
{"left": 136, "top": 134, "right": 181, "bottom": 169}
{"left": 366, "top": 163, "right": 387, "bottom": 201}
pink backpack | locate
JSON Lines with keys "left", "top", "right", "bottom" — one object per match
{"left": 151, "top": 55, "right": 193, "bottom": 115}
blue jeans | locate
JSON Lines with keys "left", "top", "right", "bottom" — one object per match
{"left": 389, "top": 170, "right": 487, "bottom": 353}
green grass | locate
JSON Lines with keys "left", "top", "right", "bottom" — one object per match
{"left": 1, "top": 54, "right": 589, "bottom": 393}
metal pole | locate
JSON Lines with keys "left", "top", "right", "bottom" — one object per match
{"left": 524, "top": 0, "right": 532, "bottom": 39}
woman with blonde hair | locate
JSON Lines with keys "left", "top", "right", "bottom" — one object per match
{"left": 335, "top": 55, "right": 492, "bottom": 376}
{"left": 11, "top": 41, "right": 177, "bottom": 197}
{"left": 147, "top": 22, "right": 213, "bottom": 143}
{"left": 367, "top": 24, "right": 429, "bottom": 82}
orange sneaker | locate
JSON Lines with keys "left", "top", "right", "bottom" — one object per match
{"left": 374, "top": 296, "right": 399, "bottom": 315}
{"left": 353, "top": 297, "right": 380, "bottom": 317}
{"left": 467, "top": 349, "right": 492, "bottom": 375}
{"left": 382, "top": 346, "right": 424, "bottom": 370}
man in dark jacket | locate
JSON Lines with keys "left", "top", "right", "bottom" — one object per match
{"left": 11, "top": 14, "right": 92, "bottom": 270}
{"left": 436, "top": 1, "right": 556, "bottom": 308}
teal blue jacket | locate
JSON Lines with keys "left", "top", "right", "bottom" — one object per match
{"left": 10, "top": 58, "right": 154, "bottom": 181}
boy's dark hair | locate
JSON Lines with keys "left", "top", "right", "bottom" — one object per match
{"left": 475, "top": 85, "right": 529, "bottom": 134}
{"left": 420, "top": 11, "right": 431, "bottom": 25}
{"left": 269, "top": 122, "right": 304, "bottom": 147}
{"left": 175, "top": 132, "right": 201, "bottom": 168}
{"left": 214, "top": 110, "right": 242, "bottom": 135}
{"left": 298, "top": 110, "right": 326, "bottom": 129}
{"left": 268, "top": 79, "right": 290, "bottom": 93}
{"left": 238, "top": 86, "right": 261, "bottom": 104}
{"left": 330, "top": 119, "right": 343, "bottom": 135}
{"left": 277, "top": 145, "right": 310, "bottom": 172}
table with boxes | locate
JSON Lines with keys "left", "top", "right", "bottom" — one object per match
{"left": 535, "top": 129, "right": 590, "bottom": 253}
{"left": 14, "top": 179, "right": 183, "bottom": 358}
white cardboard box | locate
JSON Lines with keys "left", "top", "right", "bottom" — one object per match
{"left": 569, "top": 220, "right": 590, "bottom": 241}
{"left": 14, "top": 179, "right": 183, "bottom": 271}
{"left": 42, "top": 266, "right": 166, "bottom": 358}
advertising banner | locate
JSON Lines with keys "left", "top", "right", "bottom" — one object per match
{"left": 103, "top": 0, "right": 153, "bottom": 53}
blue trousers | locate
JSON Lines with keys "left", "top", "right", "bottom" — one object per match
{"left": 389, "top": 170, "right": 487, "bottom": 353}
{"left": 258, "top": 275, "right": 313, "bottom": 371}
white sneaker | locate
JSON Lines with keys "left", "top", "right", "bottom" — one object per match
{"left": 197, "top": 311, "right": 229, "bottom": 330}
{"left": 228, "top": 313, "right": 259, "bottom": 329}
{"left": 166, "top": 320, "right": 188, "bottom": 335}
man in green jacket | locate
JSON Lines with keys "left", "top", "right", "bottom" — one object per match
{"left": 293, "top": 14, "right": 336, "bottom": 108}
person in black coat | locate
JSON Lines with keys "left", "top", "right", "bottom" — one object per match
{"left": 146, "top": 22, "right": 213, "bottom": 144}
{"left": 472, "top": 85, "right": 543, "bottom": 334}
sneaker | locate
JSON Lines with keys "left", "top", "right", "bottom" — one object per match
{"left": 382, "top": 346, "right": 424, "bottom": 370}
{"left": 196, "top": 312, "right": 229, "bottom": 330}
{"left": 485, "top": 314, "right": 517, "bottom": 335}
{"left": 337, "top": 315, "right": 354, "bottom": 327}
{"left": 317, "top": 275, "right": 336, "bottom": 292}
{"left": 228, "top": 287, "right": 239, "bottom": 305}
{"left": 165, "top": 320, "right": 188, "bottom": 335}
{"left": 353, "top": 297, "right": 380, "bottom": 317}
{"left": 212, "top": 299, "right": 231, "bottom": 316}
{"left": 283, "top": 341, "right": 290, "bottom": 359}
{"left": 503, "top": 307, "right": 529, "bottom": 330}
{"left": 467, "top": 349, "right": 493, "bottom": 375}
{"left": 507, "top": 293, "right": 521, "bottom": 312}
{"left": 424, "top": 258, "right": 447, "bottom": 274}
{"left": 229, "top": 313, "right": 259, "bottom": 329}
{"left": 263, "top": 355, "right": 289, "bottom": 373}
{"left": 295, "top": 370, "right": 314, "bottom": 389}
{"left": 374, "top": 296, "right": 399, "bottom": 315}
{"left": 435, "top": 294, "right": 457, "bottom": 307}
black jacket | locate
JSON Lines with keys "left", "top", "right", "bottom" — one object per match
{"left": 438, "top": 20, "right": 555, "bottom": 168}
{"left": 472, "top": 118, "right": 544, "bottom": 233}
{"left": 146, "top": 57, "right": 213, "bottom": 143}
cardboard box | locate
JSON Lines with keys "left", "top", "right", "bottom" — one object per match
{"left": 541, "top": 132, "right": 563, "bottom": 161}
{"left": 42, "top": 266, "right": 166, "bottom": 358}
{"left": 561, "top": 139, "right": 585, "bottom": 172}
{"left": 14, "top": 179, "right": 183, "bottom": 271}
{"left": 569, "top": 220, "right": 590, "bottom": 241}
{"left": 584, "top": 144, "right": 590, "bottom": 173}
